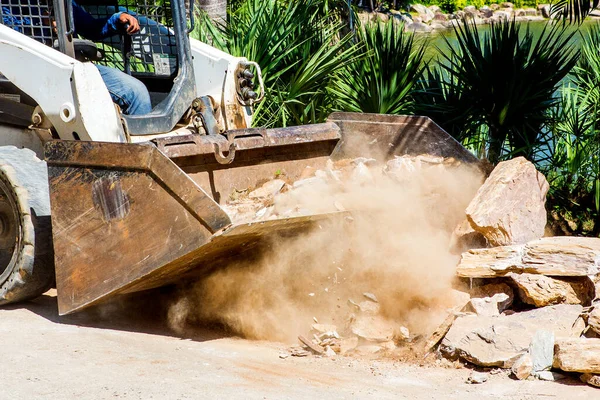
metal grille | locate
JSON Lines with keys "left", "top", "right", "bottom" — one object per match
{"left": 0, "top": 0, "right": 54, "bottom": 45}
{"left": 84, "top": 0, "right": 178, "bottom": 78}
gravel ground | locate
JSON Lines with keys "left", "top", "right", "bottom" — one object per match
{"left": 0, "top": 290, "right": 597, "bottom": 400}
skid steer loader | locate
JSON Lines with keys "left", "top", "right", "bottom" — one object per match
{"left": 0, "top": 0, "right": 479, "bottom": 315}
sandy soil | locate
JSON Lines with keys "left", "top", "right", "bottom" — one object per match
{"left": 0, "top": 290, "right": 597, "bottom": 400}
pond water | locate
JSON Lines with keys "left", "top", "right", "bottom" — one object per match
{"left": 418, "top": 19, "right": 600, "bottom": 63}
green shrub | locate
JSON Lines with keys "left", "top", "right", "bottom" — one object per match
{"left": 192, "top": 0, "right": 361, "bottom": 128}
{"left": 415, "top": 20, "right": 579, "bottom": 163}
{"left": 331, "top": 21, "right": 426, "bottom": 114}
{"left": 437, "top": 0, "right": 460, "bottom": 13}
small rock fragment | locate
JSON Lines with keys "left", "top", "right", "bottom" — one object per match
{"left": 581, "top": 373, "right": 600, "bottom": 388}
{"left": 397, "top": 326, "right": 410, "bottom": 341}
{"left": 535, "top": 371, "right": 566, "bottom": 381}
{"left": 324, "top": 345, "right": 336, "bottom": 358}
{"left": 363, "top": 292, "right": 379, "bottom": 303}
{"left": 298, "top": 335, "right": 324, "bottom": 355}
{"left": 466, "top": 371, "right": 488, "bottom": 384}
{"left": 511, "top": 353, "right": 533, "bottom": 380}
{"left": 333, "top": 201, "right": 346, "bottom": 212}
{"left": 279, "top": 353, "right": 289, "bottom": 359}
{"left": 469, "top": 283, "right": 514, "bottom": 316}
{"left": 385, "top": 156, "right": 421, "bottom": 181}
{"left": 249, "top": 179, "right": 286, "bottom": 199}
{"left": 290, "top": 347, "right": 310, "bottom": 357}
{"left": 347, "top": 299, "right": 360, "bottom": 310}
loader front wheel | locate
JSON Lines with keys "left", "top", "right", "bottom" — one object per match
{"left": 0, "top": 147, "right": 54, "bottom": 305}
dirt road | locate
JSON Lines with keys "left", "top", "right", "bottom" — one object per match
{"left": 0, "top": 291, "right": 596, "bottom": 400}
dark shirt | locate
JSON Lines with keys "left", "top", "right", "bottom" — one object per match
{"left": 72, "top": 1, "right": 123, "bottom": 41}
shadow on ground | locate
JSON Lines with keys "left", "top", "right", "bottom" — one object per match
{"left": 7, "top": 287, "right": 230, "bottom": 343}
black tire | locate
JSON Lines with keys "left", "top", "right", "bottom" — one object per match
{"left": 0, "top": 147, "right": 54, "bottom": 305}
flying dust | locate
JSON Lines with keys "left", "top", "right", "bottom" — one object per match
{"left": 168, "top": 156, "right": 484, "bottom": 344}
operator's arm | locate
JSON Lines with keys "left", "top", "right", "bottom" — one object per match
{"left": 72, "top": 1, "right": 139, "bottom": 41}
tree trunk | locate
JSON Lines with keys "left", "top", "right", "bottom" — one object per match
{"left": 196, "top": 0, "right": 227, "bottom": 23}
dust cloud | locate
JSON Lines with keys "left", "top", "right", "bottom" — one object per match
{"left": 167, "top": 157, "right": 484, "bottom": 343}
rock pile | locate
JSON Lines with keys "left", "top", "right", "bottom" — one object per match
{"left": 233, "top": 153, "right": 600, "bottom": 389}
{"left": 360, "top": 3, "right": 552, "bottom": 33}
{"left": 222, "top": 154, "right": 464, "bottom": 224}
{"left": 438, "top": 157, "right": 600, "bottom": 388}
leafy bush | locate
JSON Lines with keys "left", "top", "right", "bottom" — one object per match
{"left": 415, "top": 20, "right": 579, "bottom": 163}
{"left": 331, "top": 21, "right": 426, "bottom": 114}
{"left": 192, "top": 0, "right": 361, "bottom": 128}
{"left": 543, "top": 26, "right": 600, "bottom": 236}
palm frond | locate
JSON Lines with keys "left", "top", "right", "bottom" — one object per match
{"left": 417, "top": 19, "right": 579, "bottom": 163}
{"left": 551, "top": 0, "right": 600, "bottom": 24}
{"left": 331, "top": 21, "right": 426, "bottom": 115}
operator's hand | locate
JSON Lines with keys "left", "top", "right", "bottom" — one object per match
{"left": 119, "top": 13, "right": 140, "bottom": 35}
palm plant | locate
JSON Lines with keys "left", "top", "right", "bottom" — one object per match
{"left": 192, "top": 0, "right": 362, "bottom": 128}
{"left": 569, "top": 26, "right": 600, "bottom": 128}
{"left": 552, "top": 0, "right": 600, "bottom": 22}
{"left": 545, "top": 86, "right": 600, "bottom": 235}
{"left": 415, "top": 20, "right": 579, "bottom": 164}
{"left": 543, "top": 25, "right": 600, "bottom": 236}
{"left": 331, "top": 21, "right": 426, "bottom": 115}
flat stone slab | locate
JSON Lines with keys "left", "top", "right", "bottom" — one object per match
{"left": 522, "top": 237, "right": 600, "bottom": 276}
{"left": 457, "top": 245, "right": 524, "bottom": 277}
{"left": 441, "top": 304, "right": 582, "bottom": 368}
{"left": 457, "top": 237, "right": 600, "bottom": 278}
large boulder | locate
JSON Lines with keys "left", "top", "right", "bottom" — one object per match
{"left": 441, "top": 304, "right": 582, "bottom": 367}
{"left": 554, "top": 338, "right": 600, "bottom": 373}
{"left": 466, "top": 157, "right": 549, "bottom": 246}
{"left": 538, "top": 4, "right": 551, "bottom": 18}
{"left": 410, "top": 4, "right": 434, "bottom": 19}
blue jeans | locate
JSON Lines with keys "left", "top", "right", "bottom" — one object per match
{"left": 96, "top": 65, "right": 152, "bottom": 115}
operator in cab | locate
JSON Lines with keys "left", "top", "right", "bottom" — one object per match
{"left": 2, "top": 0, "right": 152, "bottom": 115}
{"left": 71, "top": 1, "right": 152, "bottom": 116}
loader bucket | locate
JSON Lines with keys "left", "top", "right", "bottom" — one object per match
{"left": 45, "top": 112, "right": 479, "bottom": 315}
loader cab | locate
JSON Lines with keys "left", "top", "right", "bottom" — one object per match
{"left": 1, "top": 0, "right": 196, "bottom": 135}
